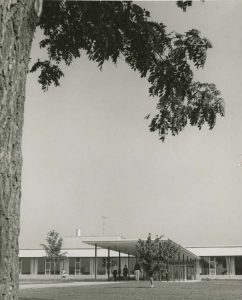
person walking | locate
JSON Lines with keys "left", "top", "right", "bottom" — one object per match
{"left": 134, "top": 262, "right": 141, "bottom": 281}
{"left": 112, "top": 262, "right": 118, "bottom": 281}
{"left": 148, "top": 268, "right": 154, "bottom": 288}
{"left": 123, "top": 265, "right": 128, "bottom": 281}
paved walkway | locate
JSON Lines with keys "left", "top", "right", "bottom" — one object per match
{"left": 20, "top": 280, "right": 201, "bottom": 290}
{"left": 19, "top": 281, "right": 121, "bottom": 290}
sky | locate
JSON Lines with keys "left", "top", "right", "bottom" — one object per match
{"left": 19, "top": 1, "right": 242, "bottom": 249}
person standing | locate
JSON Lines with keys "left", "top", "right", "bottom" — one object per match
{"left": 134, "top": 262, "right": 141, "bottom": 281}
{"left": 123, "top": 265, "right": 128, "bottom": 281}
{"left": 112, "top": 262, "right": 118, "bottom": 281}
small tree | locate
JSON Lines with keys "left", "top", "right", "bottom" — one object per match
{"left": 136, "top": 234, "right": 178, "bottom": 281}
{"left": 41, "top": 230, "right": 66, "bottom": 275}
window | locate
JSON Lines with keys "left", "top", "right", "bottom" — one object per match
{"left": 128, "top": 257, "right": 136, "bottom": 274}
{"left": 200, "top": 257, "right": 209, "bottom": 275}
{"left": 75, "top": 258, "right": 81, "bottom": 275}
{"left": 69, "top": 258, "right": 75, "bottom": 275}
{"left": 209, "top": 257, "right": 215, "bottom": 275}
{"left": 45, "top": 261, "right": 51, "bottom": 275}
{"left": 38, "top": 258, "right": 45, "bottom": 274}
{"left": 235, "top": 256, "right": 242, "bottom": 275}
{"left": 216, "top": 257, "right": 227, "bottom": 275}
{"left": 187, "top": 258, "right": 194, "bottom": 280}
{"left": 21, "top": 258, "right": 31, "bottom": 274}
{"left": 51, "top": 260, "right": 60, "bottom": 275}
{"left": 81, "top": 258, "right": 90, "bottom": 274}
{"left": 97, "top": 258, "right": 106, "bottom": 275}
{"left": 69, "top": 257, "right": 91, "bottom": 275}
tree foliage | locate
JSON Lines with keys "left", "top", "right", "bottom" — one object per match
{"left": 41, "top": 230, "right": 66, "bottom": 272}
{"left": 176, "top": 1, "right": 193, "bottom": 12}
{"left": 136, "top": 234, "right": 179, "bottom": 279}
{"left": 30, "top": 1, "right": 224, "bottom": 141}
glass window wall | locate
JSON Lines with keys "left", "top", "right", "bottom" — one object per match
{"left": 69, "top": 258, "right": 75, "bottom": 275}
{"left": 21, "top": 258, "right": 31, "bottom": 274}
{"left": 81, "top": 258, "right": 90, "bottom": 274}
{"left": 200, "top": 257, "right": 209, "bottom": 275}
{"left": 37, "top": 258, "right": 45, "bottom": 274}
{"left": 215, "top": 256, "right": 227, "bottom": 275}
{"left": 235, "top": 256, "right": 242, "bottom": 275}
{"left": 97, "top": 257, "right": 106, "bottom": 275}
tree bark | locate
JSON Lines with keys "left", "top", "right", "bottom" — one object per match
{"left": 0, "top": 1, "right": 39, "bottom": 299}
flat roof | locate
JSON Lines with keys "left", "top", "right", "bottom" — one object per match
{"left": 186, "top": 246, "right": 242, "bottom": 257}
{"left": 19, "top": 248, "right": 126, "bottom": 258}
{"left": 84, "top": 238, "right": 199, "bottom": 259}
{"left": 19, "top": 245, "right": 242, "bottom": 258}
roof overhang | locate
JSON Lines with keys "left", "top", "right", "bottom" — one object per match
{"left": 84, "top": 239, "right": 142, "bottom": 256}
{"left": 84, "top": 238, "right": 199, "bottom": 259}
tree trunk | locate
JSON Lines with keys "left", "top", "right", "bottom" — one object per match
{"left": 0, "top": 1, "right": 39, "bottom": 299}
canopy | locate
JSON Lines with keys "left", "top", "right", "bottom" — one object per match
{"left": 83, "top": 238, "right": 199, "bottom": 259}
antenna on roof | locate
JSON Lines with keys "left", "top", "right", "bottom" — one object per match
{"left": 101, "top": 216, "right": 108, "bottom": 236}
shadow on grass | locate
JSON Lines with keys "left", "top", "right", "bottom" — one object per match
{"left": 20, "top": 298, "right": 54, "bottom": 300}
{"left": 111, "top": 286, "right": 152, "bottom": 289}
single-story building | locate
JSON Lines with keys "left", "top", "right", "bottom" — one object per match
{"left": 186, "top": 246, "right": 242, "bottom": 280}
{"left": 19, "top": 232, "right": 242, "bottom": 280}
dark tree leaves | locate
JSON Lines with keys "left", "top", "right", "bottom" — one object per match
{"left": 176, "top": 1, "right": 193, "bottom": 12}
{"left": 30, "top": 60, "right": 64, "bottom": 91}
{"left": 136, "top": 234, "right": 179, "bottom": 278}
{"left": 31, "top": 1, "right": 224, "bottom": 141}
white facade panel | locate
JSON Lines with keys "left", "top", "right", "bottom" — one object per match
{"left": 19, "top": 249, "right": 46, "bottom": 258}
{"left": 19, "top": 248, "right": 128, "bottom": 258}
{"left": 186, "top": 246, "right": 242, "bottom": 257}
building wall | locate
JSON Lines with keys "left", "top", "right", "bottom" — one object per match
{"left": 19, "top": 255, "right": 198, "bottom": 281}
{"left": 197, "top": 256, "right": 242, "bottom": 279}
{"left": 19, "top": 256, "right": 135, "bottom": 278}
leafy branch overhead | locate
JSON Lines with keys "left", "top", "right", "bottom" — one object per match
{"left": 31, "top": 1, "right": 224, "bottom": 141}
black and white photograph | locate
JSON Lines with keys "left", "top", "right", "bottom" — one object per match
{"left": 0, "top": 1, "right": 242, "bottom": 299}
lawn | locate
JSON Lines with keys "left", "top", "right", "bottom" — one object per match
{"left": 19, "top": 280, "right": 242, "bottom": 300}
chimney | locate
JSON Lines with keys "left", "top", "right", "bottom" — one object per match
{"left": 76, "top": 229, "right": 82, "bottom": 237}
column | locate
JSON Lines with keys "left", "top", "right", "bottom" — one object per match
{"left": 178, "top": 252, "right": 181, "bottom": 281}
{"left": 118, "top": 250, "right": 121, "bottom": 281}
{"left": 167, "top": 257, "right": 169, "bottom": 281}
{"left": 230, "top": 257, "right": 235, "bottom": 275}
{"left": 128, "top": 254, "right": 130, "bottom": 281}
{"left": 189, "top": 258, "right": 192, "bottom": 280}
{"left": 107, "top": 248, "right": 110, "bottom": 281}
{"left": 90, "top": 258, "right": 94, "bottom": 276}
{"left": 34, "top": 258, "right": 38, "bottom": 274}
{"left": 182, "top": 254, "right": 185, "bottom": 281}
{"left": 190, "top": 258, "right": 195, "bottom": 280}
{"left": 128, "top": 254, "right": 130, "bottom": 270}
{"left": 94, "top": 243, "right": 97, "bottom": 280}
{"left": 30, "top": 258, "right": 34, "bottom": 275}
{"left": 194, "top": 259, "right": 197, "bottom": 280}
{"left": 172, "top": 256, "right": 175, "bottom": 281}
{"left": 186, "top": 256, "right": 189, "bottom": 280}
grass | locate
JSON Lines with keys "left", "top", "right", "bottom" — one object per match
{"left": 19, "top": 280, "right": 242, "bottom": 300}
{"left": 20, "top": 278, "right": 106, "bottom": 285}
